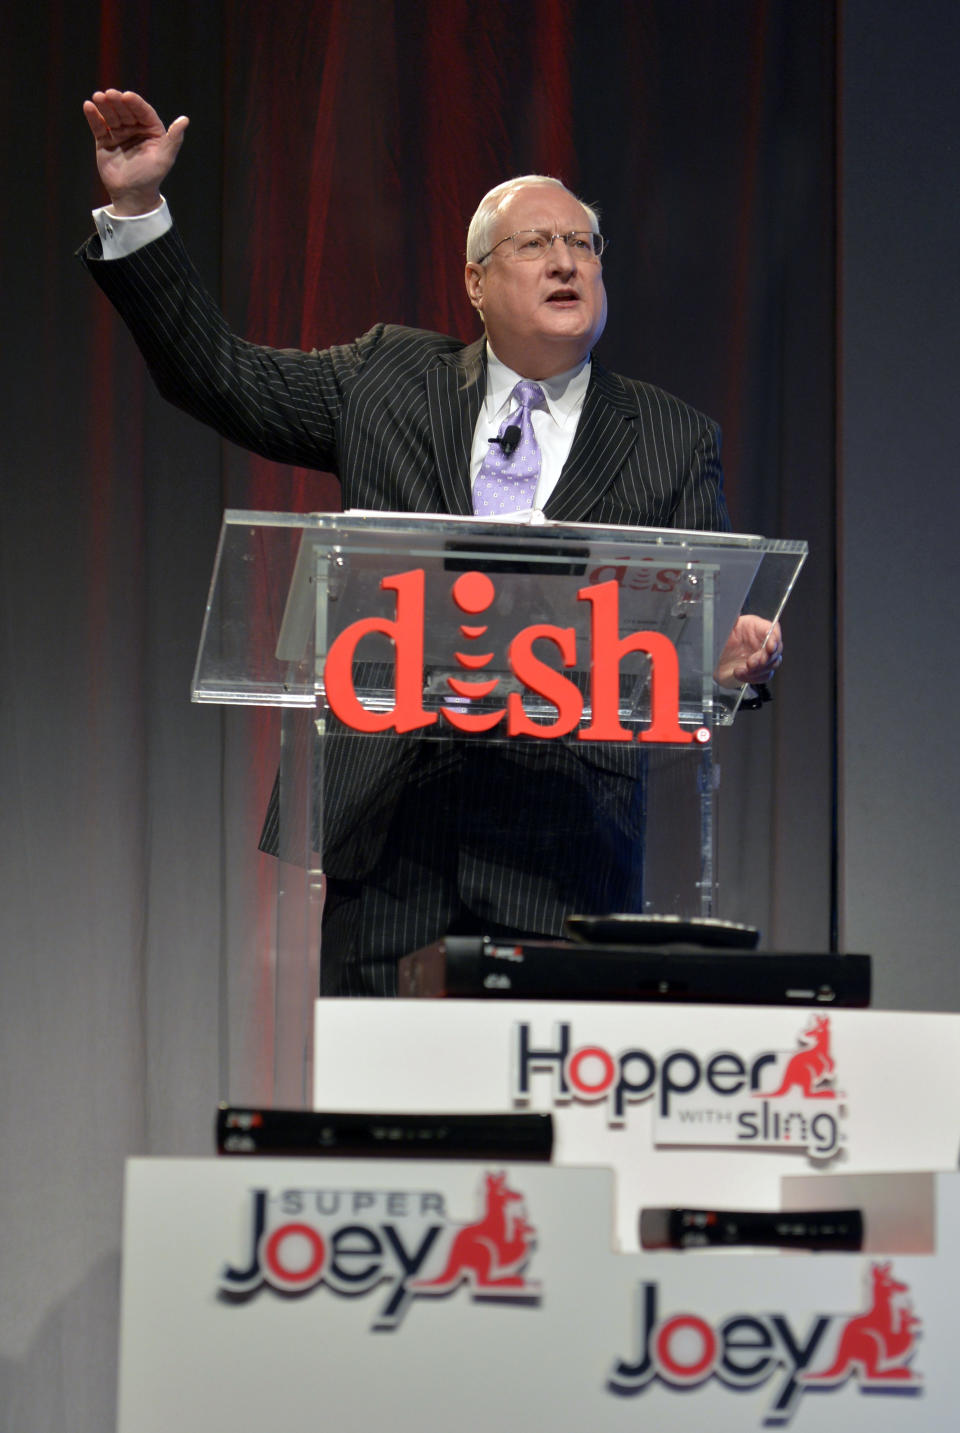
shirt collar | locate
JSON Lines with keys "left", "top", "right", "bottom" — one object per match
{"left": 484, "top": 343, "right": 591, "bottom": 428}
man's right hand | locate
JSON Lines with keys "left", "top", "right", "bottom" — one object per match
{"left": 83, "top": 90, "right": 189, "bottom": 216}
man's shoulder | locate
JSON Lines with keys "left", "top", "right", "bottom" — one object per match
{"left": 341, "top": 324, "right": 483, "bottom": 387}
{"left": 592, "top": 362, "right": 718, "bottom": 431}
{"left": 371, "top": 324, "right": 476, "bottom": 361}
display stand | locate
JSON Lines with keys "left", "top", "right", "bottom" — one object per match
{"left": 117, "top": 1155, "right": 960, "bottom": 1431}
{"left": 192, "top": 511, "right": 806, "bottom": 1103}
{"left": 112, "top": 515, "right": 960, "bottom": 1432}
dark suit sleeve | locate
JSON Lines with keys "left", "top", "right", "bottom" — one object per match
{"left": 78, "top": 225, "right": 385, "bottom": 473}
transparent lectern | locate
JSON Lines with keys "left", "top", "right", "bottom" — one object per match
{"left": 193, "top": 512, "right": 806, "bottom": 1104}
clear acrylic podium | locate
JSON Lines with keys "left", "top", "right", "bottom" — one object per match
{"left": 192, "top": 511, "right": 806, "bottom": 1103}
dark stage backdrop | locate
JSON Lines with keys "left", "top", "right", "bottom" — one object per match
{"left": 0, "top": 4, "right": 836, "bottom": 1429}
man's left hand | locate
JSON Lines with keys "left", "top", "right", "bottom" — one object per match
{"left": 715, "top": 615, "right": 783, "bottom": 689}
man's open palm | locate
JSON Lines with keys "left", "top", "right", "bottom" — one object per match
{"left": 83, "top": 89, "right": 188, "bottom": 214}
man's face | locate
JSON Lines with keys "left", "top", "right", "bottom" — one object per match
{"left": 464, "top": 184, "right": 607, "bottom": 379}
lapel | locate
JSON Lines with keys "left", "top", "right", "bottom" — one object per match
{"left": 542, "top": 360, "right": 640, "bottom": 522}
{"left": 426, "top": 339, "right": 486, "bottom": 516}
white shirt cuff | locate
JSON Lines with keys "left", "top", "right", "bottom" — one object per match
{"left": 93, "top": 198, "right": 172, "bottom": 259}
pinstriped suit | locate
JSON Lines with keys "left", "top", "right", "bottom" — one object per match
{"left": 81, "top": 224, "right": 730, "bottom": 994}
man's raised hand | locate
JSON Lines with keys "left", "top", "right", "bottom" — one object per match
{"left": 83, "top": 90, "right": 189, "bottom": 215}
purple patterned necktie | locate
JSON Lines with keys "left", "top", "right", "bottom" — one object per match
{"left": 472, "top": 379, "right": 547, "bottom": 515}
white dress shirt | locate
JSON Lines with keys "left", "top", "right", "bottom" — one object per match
{"left": 93, "top": 197, "right": 172, "bottom": 256}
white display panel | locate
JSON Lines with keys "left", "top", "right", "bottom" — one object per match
{"left": 313, "top": 1001, "right": 960, "bottom": 1250}
{"left": 118, "top": 1159, "right": 960, "bottom": 1432}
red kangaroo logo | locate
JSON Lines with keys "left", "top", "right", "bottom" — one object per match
{"left": 410, "top": 1173, "right": 537, "bottom": 1292}
{"left": 759, "top": 1013, "right": 836, "bottom": 1098}
{"left": 804, "top": 1262, "right": 922, "bottom": 1385}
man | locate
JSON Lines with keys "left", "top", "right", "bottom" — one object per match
{"left": 81, "top": 90, "right": 782, "bottom": 994}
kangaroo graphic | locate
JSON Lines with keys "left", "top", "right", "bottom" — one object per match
{"left": 758, "top": 1013, "right": 836, "bottom": 1098}
{"left": 410, "top": 1173, "right": 536, "bottom": 1291}
{"left": 804, "top": 1263, "right": 922, "bottom": 1384}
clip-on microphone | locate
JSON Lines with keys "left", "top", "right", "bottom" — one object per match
{"left": 488, "top": 424, "right": 522, "bottom": 458}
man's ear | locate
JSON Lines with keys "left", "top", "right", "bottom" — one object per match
{"left": 464, "top": 262, "right": 484, "bottom": 312}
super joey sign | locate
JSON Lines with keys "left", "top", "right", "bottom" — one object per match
{"left": 323, "top": 569, "right": 705, "bottom": 744}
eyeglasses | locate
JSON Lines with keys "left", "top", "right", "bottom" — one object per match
{"left": 478, "top": 229, "right": 606, "bottom": 263}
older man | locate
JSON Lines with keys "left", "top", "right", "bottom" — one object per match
{"left": 81, "top": 90, "right": 781, "bottom": 993}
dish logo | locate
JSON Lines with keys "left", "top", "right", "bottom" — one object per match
{"left": 323, "top": 569, "right": 704, "bottom": 744}
{"left": 608, "top": 1262, "right": 922, "bottom": 1426}
{"left": 219, "top": 1172, "right": 539, "bottom": 1331}
{"left": 513, "top": 1018, "right": 846, "bottom": 1158}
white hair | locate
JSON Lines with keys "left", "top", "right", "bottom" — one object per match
{"left": 465, "top": 175, "right": 600, "bottom": 264}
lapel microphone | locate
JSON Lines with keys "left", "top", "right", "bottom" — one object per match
{"left": 488, "top": 424, "right": 522, "bottom": 457}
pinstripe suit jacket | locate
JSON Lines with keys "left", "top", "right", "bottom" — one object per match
{"left": 81, "top": 225, "right": 730, "bottom": 915}
{"left": 80, "top": 224, "right": 729, "bottom": 532}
